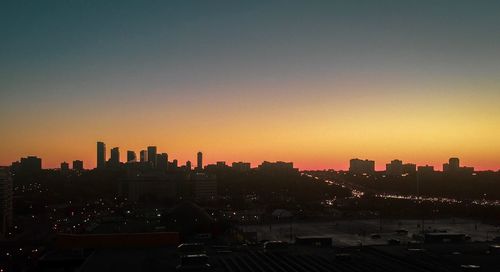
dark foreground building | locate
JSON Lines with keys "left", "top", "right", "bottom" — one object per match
{"left": 39, "top": 241, "right": 500, "bottom": 272}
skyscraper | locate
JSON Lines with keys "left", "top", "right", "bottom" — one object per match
{"left": 109, "top": 147, "right": 120, "bottom": 166}
{"left": 197, "top": 151, "right": 203, "bottom": 170}
{"left": 127, "top": 151, "right": 137, "bottom": 163}
{"left": 0, "top": 168, "right": 13, "bottom": 238}
{"left": 157, "top": 153, "right": 168, "bottom": 170}
{"left": 147, "top": 146, "right": 157, "bottom": 168}
{"left": 140, "top": 150, "right": 147, "bottom": 163}
{"left": 186, "top": 161, "right": 192, "bottom": 170}
{"left": 97, "top": 142, "right": 106, "bottom": 168}
{"left": 72, "top": 160, "right": 84, "bottom": 171}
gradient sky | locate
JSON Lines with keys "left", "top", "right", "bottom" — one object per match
{"left": 1, "top": 0, "right": 500, "bottom": 170}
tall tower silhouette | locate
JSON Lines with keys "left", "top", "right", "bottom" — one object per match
{"left": 197, "top": 151, "right": 203, "bottom": 170}
{"left": 97, "top": 142, "right": 106, "bottom": 168}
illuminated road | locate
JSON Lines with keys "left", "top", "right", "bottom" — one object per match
{"left": 303, "top": 172, "right": 500, "bottom": 207}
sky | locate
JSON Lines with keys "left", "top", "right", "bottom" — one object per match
{"left": 1, "top": 0, "right": 500, "bottom": 170}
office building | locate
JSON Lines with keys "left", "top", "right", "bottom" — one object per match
{"left": 418, "top": 165, "right": 435, "bottom": 175}
{"left": 60, "top": 162, "right": 69, "bottom": 172}
{"left": 197, "top": 152, "right": 203, "bottom": 170}
{"left": 449, "top": 157, "right": 460, "bottom": 171}
{"left": 216, "top": 161, "right": 227, "bottom": 168}
{"left": 232, "top": 162, "right": 251, "bottom": 172}
{"left": 186, "top": 161, "right": 192, "bottom": 171}
{"left": 0, "top": 168, "right": 13, "bottom": 238}
{"left": 402, "top": 163, "right": 417, "bottom": 175}
{"left": 349, "top": 159, "right": 375, "bottom": 175}
{"left": 19, "top": 156, "right": 42, "bottom": 172}
{"left": 97, "top": 142, "right": 106, "bottom": 168}
{"left": 147, "top": 146, "right": 157, "bottom": 168}
{"left": 109, "top": 147, "right": 120, "bottom": 166}
{"left": 443, "top": 157, "right": 474, "bottom": 175}
{"left": 120, "top": 173, "right": 179, "bottom": 202}
{"left": 190, "top": 173, "right": 217, "bottom": 200}
{"left": 127, "top": 151, "right": 137, "bottom": 163}
{"left": 72, "top": 160, "right": 84, "bottom": 171}
{"left": 386, "top": 160, "right": 403, "bottom": 177}
{"left": 140, "top": 150, "right": 147, "bottom": 163}
{"left": 157, "top": 153, "right": 168, "bottom": 170}
{"left": 258, "top": 161, "right": 297, "bottom": 172}
{"left": 443, "top": 157, "right": 460, "bottom": 173}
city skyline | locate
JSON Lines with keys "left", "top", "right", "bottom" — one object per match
{"left": 3, "top": 141, "right": 498, "bottom": 171}
{"left": 5, "top": 140, "right": 492, "bottom": 172}
{"left": 2, "top": 1, "right": 500, "bottom": 170}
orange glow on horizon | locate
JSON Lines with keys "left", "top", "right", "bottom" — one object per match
{"left": 1, "top": 80, "right": 500, "bottom": 171}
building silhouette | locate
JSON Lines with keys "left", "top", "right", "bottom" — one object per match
{"left": 109, "top": 147, "right": 120, "bottom": 166}
{"left": 0, "top": 168, "right": 13, "bottom": 238}
{"left": 19, "top": 156, "right": 42, "bottom": 172}
{"left": 72, "top": 160, "right": 84, "bottom": 171}
{"left": 127, "top": 151, "right": 137, "bottom": 163}
{"left": 402, "top": 163, "right": 417, "bottom": 175}
{"left": 147, "top": 146, "right": 157, "bottom": 168}
{"left": 60, "top": 161, "right": 69, "bottom": 172}
{"left": 443, "top": 157, "right": 474, "bottom": 175}
{"left": 386, "top": 159, "right": 403, "bottom": 177}
{"left": 217, "top": 161, "right": 226, "bottom": 167}
{"left": 449, "top": 157, "right": 460, "bottom": 170}
{"left": 157, "top": 153, "right": 168, "bottom": 170}
{"left": 349, "top": 158, "right": 375, "bottom": 175}
{"left": 232, "top": 162, "right": 251, "bottom": 172}
{"left": 189, "top": 173, "right": 217, "bottom": 200}
{"left": 258, "top": 161, "right": 296, "bottom": 172}
{"left": 140, "top": 150, "right": 147, "bottom": 163}
{"left": 197, "top": 152, "right": 203, "bottom": 171}
{"left": 443, "top": 157, "right": 460, "bottom": 173}
{"left": 186, "top": 161, "right": 192, "bottom": 171}
{"left": 97, "top": 142, "right": 106, "bottom": 168}
{"left": 418, "top": 165, "right": 435, "bottom": 175}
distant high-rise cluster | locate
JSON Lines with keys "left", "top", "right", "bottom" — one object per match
{"left": 347, "top": 157, "right": 475, "bottom": 177}
{"left": 93, "top": 141, "right": 206, "bottom": 172}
